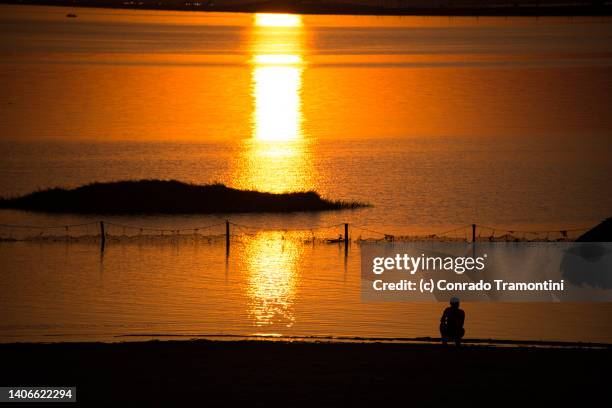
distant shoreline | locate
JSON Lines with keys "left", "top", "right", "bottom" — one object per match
{"left": 2, "top": 0, "right": 612, "bottom": 17}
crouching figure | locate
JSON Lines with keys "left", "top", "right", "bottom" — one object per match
{"left": 440, "top": 297, "right": 465, "bottom": 346}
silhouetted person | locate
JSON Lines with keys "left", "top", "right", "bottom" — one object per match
{"left": 440, "top": 297, "right": 465, "bottom": 346}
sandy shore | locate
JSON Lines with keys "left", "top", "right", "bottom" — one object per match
{"left": 1, "top": 339, "right": 610, "bottom": 405}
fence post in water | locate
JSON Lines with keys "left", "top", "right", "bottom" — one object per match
{"left": 344, "top": 223, "right": 349, "bottom": 251}
{"left": 225, "top": 220, "right": 230, "bottom": 256}
{"left": 99, "top": 221, "right": 106, "bottom": 253}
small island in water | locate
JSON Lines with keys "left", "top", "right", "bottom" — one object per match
{"left": 0, "top": 180, "right": 367, "bottom": 214}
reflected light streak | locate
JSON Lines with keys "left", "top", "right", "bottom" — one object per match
{"left": 245, "top": 232, "right": 299, "bottom": 327}
{"left": 253, "top": 54, "right": 303, "bottom": 65}
{"left": 255, "top": 13, "right": 303, "bottom": 27}
{"left": 231, "top": 12, "right": 313, "bottom": 194}
{"left": 237, "top": 14, "right": 309, "bottom": 331}
{"left": 251, "top": 13, "right": 304, "bottom": 143}
{"left": 252, "top": 64, "right": 302, "bottom": 142}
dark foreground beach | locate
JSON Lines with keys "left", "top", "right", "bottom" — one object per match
{"left": 1, "top": 340, "right": 610, "bottom": 405}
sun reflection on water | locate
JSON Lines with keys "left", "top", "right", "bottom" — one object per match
{"left": 252, "top": 63, "right": 302, "bottom": 142}
{"left": 251, "top": 14, "right": 304, "bottom": 144}
{"left": 244, "top": 232, "right": 300, "bottom": 327}
{"left": 254, "top": 13, "right": 303, "bottom": 28}
{"left": 232, "top": 13, "right": 314, "bottom": 194}
{"left": 235, "top": 15, "right": 311, "bottom": 329}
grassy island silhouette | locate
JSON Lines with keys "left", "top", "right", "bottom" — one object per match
{"left": 0, "top": 180, "right": 368, "bottom": 214}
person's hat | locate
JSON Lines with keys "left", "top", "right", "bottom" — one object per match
{"left": 450, "top": 297, "right": 460, "bottom": 305}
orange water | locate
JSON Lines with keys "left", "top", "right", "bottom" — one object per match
{"left": 0, "top": 5, "right": 611, "bottom": 342}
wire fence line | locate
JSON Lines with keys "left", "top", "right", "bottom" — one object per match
{"left": 0, "top": 219, "right": 590, "bottom": 245}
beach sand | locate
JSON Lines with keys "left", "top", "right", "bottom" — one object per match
{"left": 1, "top": 339, "right": 610, "bottom": 405}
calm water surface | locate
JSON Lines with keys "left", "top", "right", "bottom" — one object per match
{"left": 0, "top": 5, "right": 611, "bottom": 342}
